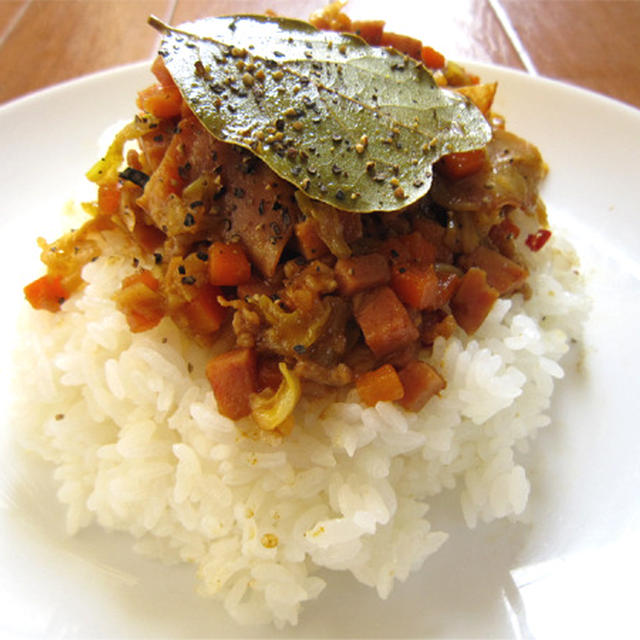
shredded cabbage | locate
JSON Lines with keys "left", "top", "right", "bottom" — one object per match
{"left": 250, "top": 362, "right": 301, "bottom": 432}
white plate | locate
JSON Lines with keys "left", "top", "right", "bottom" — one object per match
{"left": 1, "top": 62, "right": 639, "bottom": 639}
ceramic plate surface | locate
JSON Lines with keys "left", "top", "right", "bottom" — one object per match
{"left": 1, "top": 61, "right": 639, "bottom": 638}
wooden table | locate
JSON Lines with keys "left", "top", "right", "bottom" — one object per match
{"left": 1, "top": 0, "right": 639, "bottom": 109}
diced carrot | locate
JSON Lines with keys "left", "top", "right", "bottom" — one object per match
{"left": 390, "top": 263, "right": 440, "bottom": 310}
{"left": 115, "top": 269, "right": 165, "bottom": 333}
{"left": 421, "top": 45, "right": 446, "bottom": 69}
{"left": 351, "top": 19, "right": 385, "bottom": 45}
{"left": 97, "top": 182, "right": 121, "bottom": 215}
{"left": 208, "top": 241, "right": 252, "bottom": 286}
{"left": 380, "top": 31, "right": 423, "bottom": 60}
{"left": 399, "top": 231, "right": 437, "bottom": 264}
{"left": 356, "top": 364, "right": 404, "bottom": 406}
{"left": 136, "top": 83, "right": 182, "bottom": 119}
{"left": 398, "top": 360, "right": 446, "bottom": 411}
{"left": 205, "top": 347, "right": 257, "bottom": 420}
{"left": 458, "top": 246, "right": 528, "bottom": 295}
{"left": 334, "top": 253, "right": 390, "bottom": 296}
{"left": 294, "top": 219, "right": 329, "bottom": 260}
{"left": 354, "top": 286, "right": 419, "bottom": 357}
{"left": 450, "top": 267, "right": 499, "bottom": 335}
{"left": 439, "top": 149, "right": 486, "bottom": 180}
{"left": 24, "top": 274, "right": 70, "bottom": 313}
{"left": 182, "top": 283, "right": 227, "bottom": 336}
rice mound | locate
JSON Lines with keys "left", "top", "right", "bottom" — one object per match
{"left": 13, "top": 214, "right": 587, "bottom": 627}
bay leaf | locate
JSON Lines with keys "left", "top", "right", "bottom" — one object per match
{"left": 149, "top": 14, "right": 492, "bottom": 213}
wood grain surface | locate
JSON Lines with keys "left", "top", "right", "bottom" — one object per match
{"left": 0, "top": 0, "right": 638, "bottom": 109}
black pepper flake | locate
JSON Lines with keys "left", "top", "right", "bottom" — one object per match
{"left": 183, "top": 212, "right": 196, "bottom": 227}
{"left": 233, "top": 187, "right": 245, "bottom": 198}
{"left": 196, "top": 250, "right": 209, "bottom": 261}
{"left": 275, "top": 118, "right": 285, "bottom": 131}
{"left": 178, "top": 264, "right": 186, "bottom": 275}
{"left": 398, "top": 266, "right": 406, "bottom": 273}
{"left": 258, "top": 199, "right": 265, "bottom": 215}
{"left": 293, "top": 344, "right": 306, "bottom": 354}
{"left": 178, "top": 162, "right": 192, "bottom": 180}
{"left": 189, "top": 200, "right": 204, "bottom": 209}
{"left": 132, "top": 257, "right": 140, "bottom": 268}
{"left": 154, "top": 253, "right": 163, "bottom": 264}
{"left": 118, "top": 167, "right": 149, "bottom": 188}
{"left": 153, "top": 134, "right": 164, "bottom": 143}
{"left": 181, "top": 275, "right": 196, "bottom": 285}
{"left": 335, "top": 189, "right": 345, "bottom": 201}
{"left": 332, "top": 164, "right": 342, "bottom": 175}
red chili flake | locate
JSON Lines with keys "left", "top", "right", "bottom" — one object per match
{"left": 525, "top": 228, "right": 552, "bottom": 252}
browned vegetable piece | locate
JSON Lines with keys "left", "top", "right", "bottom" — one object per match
{"left": 398, "top": 360, "right": 446, "bottom": 411}
{"left": 354, "top": 286, "right": 419, "bottom": 357}
{"left": 334, "top": 253, "right": 390, "bottom": 296}
{"left": 450, "top": 267, "right": 499, "bottom": 334}
{"left": 205, "top": 347, "right": 258, "bottom": 420}
{"left": 458, "top": 245, "right": 528, "bottom": 295}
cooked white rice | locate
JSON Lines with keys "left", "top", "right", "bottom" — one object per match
{"left": 12, "top": 211, "right": 588, "bottom": 627}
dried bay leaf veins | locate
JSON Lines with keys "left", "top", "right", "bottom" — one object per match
{"left": 149, "top": 14, "right": 491, "bottom": 213}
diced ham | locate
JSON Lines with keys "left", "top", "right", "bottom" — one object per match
{"left": 390, "top": 263, "right": 439, "bottom": 310}
{"left": 354, "top": 286, "right": 419, "bottom": 357}
{"left": 205, "top": 347, "right": 257, "bottom": 420}
{"left": 211, "top": 141, "right": 298, "bottom": 278}
{"left": 334, "top": 253, "right": 390, "bottom": 296}
{"left": 450, "top": 267, "right": 499, "bottom": 334}
{"left": 458, "top": 245, "right": 528, "bottom": 295}
{"left": 398, "top": 360, "right": 446, "bottom": 411}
